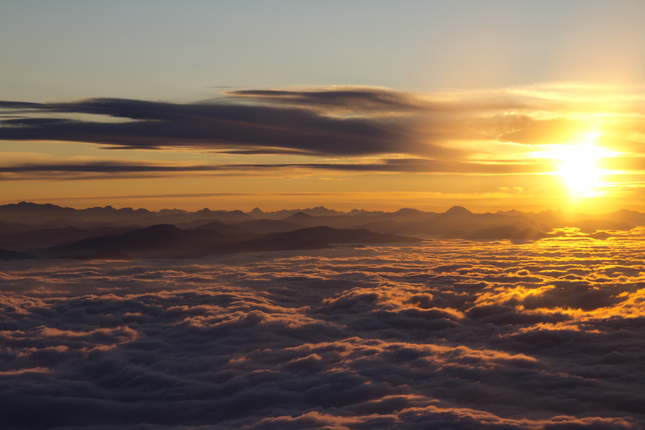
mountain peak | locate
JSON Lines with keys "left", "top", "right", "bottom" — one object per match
{"left": 395, "top": 208, "right": 424, "bottom": 215}
{"left": 445, "top": 206, "right": 472, "bottom": 216}
{"left": 9, "top": 202, "right": 64, "bottom": 210}
{"left": 249, "top": 207, "right": 264, "bottom": 217}
{"left": 302, "top": 206, "right": 342, "bottom": 216}
{"left": 285, "top": 211, "right": 314, "bottom": 221}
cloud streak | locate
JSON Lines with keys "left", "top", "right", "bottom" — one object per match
{"left": 2, "top": 85, "right": 643, "bottom": 160}
{"left": 0, "top": 95, "right": 424, "bottom": 156}
{"left": 0, "top": 158, "right": 551, "bottom": 180}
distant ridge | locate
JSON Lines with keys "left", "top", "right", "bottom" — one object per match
{"left": 268, "top": 226, "right": 422, "bottom": 245}
{"left": 36, "top": 224, "right": 420, "bottom": 259}
{"left": 284, "top": 212, "right": 315, "bottom": 223}
{"left": 0, "top": 248, "right": 36, "bottom": 261}
{"left": 2, "top": 202, "right": 645, "bottom": 253}
{"left": 252, "top": 206, "right": 346, "bottom": 219}
{"left": 395, "top": 208, "right": 425, "bottom": 215}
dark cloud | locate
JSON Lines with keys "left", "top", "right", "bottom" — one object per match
{"left": 2, "top": 86, "right": 634, "bottom": 160}
{"left": 0, "top": 101, "right": 43, "bottom": 110}
{"left": 1, "top": 233, "right": 644, "bottom": 428}
{"left": 0, "top": 96, "right": 425, "bottom": 156}
{"left": 0, "top": 157, "right": 550, "bottom": 180}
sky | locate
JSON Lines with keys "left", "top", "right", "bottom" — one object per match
{"left": 2, "top": 0, "right": 645, "bottom": 212}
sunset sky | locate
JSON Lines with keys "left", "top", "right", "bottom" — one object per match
{"left": 5, "top": 3, "right": 645, "bottom": 428}
{"left": 2, "top": 0, "right": 645, "bottom": 212}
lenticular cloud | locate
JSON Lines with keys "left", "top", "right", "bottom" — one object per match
{"left": 1, "top": 234, "right": 644, "bottom": 429}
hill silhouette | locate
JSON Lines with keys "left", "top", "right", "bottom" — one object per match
{"left": 3, "top": 202, "right": 645, "bottom": 259}
{"left": 270, "top": 226, "right": 423, "bottom": 244}
{"left": 38, "top": 224, "right": 420, "bottom": 259}
{"left": 0, "top": 248, "right": 36, "bottom": 260}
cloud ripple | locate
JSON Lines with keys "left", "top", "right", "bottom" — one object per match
{"left": 1, "top": 234, "right": 644, "bottom": 429}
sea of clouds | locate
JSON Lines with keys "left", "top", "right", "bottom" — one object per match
{"left": 2, "top": 231, "right": 645, "bottom": 429}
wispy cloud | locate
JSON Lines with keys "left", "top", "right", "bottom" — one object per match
{"left": 0, "top": 158, "right": 551, "bottom": 181}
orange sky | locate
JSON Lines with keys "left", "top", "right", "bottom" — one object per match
{"left": 2, "top": 2, "right": 645, "bottom": 213}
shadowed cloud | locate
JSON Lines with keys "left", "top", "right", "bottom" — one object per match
{"left": 0, "top": 95, "right": 425, "bottom": 156}
{"left": 2, "top": 85, "right": 641, "bottom": 161}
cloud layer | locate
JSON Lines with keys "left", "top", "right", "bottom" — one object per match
{"left": 1, "top": 233, "right": 644, "bottom": 429}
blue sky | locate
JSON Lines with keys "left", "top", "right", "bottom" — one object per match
{"left": 3, "top": 0, "right": 645, "bottom": 102}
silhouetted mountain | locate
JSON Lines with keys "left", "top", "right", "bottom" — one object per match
{"left": 496, "top": 209, "right": 525, "bottom": 217}
{"left": 139, "top": 209, "right": 253, "bottom": 226}
{"left": 0, "top": 220, "right": 32, "bottom": 235}
{"left": 353, "top": 220, "right": 409, "bottom": 234}
{"left": 158, "top": 208, "right": 189, "bottom": 215}
{"left": 0, "top": 248, "right": 36, "bottom": 260}
{"left": 389, "top": 208, "right": 436, "bottom": 223}
{"left": 284, "top": 212, "right": 317, "bottom": 224}
{"left": 197, "top": 208, "right": 250, "bottom": 219}
{"left": 445, "top": 206, "right": 473, "bottom": 216}
{"left": 348, "top": 208, "right": 385, "bottom": 216}
{"left": 0, "top": 202, "right": 77, "bottom": 224}
{"left": 0, "top": 202, "right": 154, "bottom": 225}
{"left": 5, "top": 202, "right": 645, "bottom": 254}
{"left": 206, "top": 226, "right": 419, "bottom": 255}
{"left": 604, "top": 209, "right": 645, "bottom": 227}
{"left": 0, "top": 202, "right": 253, "bottom": 227}
{"left": 211, "top": 235, "right": 330, "bottom": 254}
{"left": 69, "top": 249, "right": 132, "bottom": 261}
{"left": 249, "top": 207, "right": 265, "bottom": 218}
{"left": 190, "top": 221, "right": 250, "bottom": 235}
{"left": 269, "top": 226, "right": 422, "bottom": 244}
{"left": 82, "top": 205, "right": 151, "bottom": 219}
{"left": 305, "top": 206, "right": 345, "bottom": 217}
{"left": 255, "top": 207, "right": 346, "bottom": 220}
{"left": 351, "top": 207, "right": 537, "bottom": 237}
{"left": 428, "top": 207, "right": 537, "bottom": 236}
{"left": 459, "top": 225, "right": 548, "bottom": 241}
{"left": 279, "top": 211, "right": 422, "bottom": 230}
{"left": 38, "top": 224, "right": 421, "bottom": 259}
{"left": 0, "top": 226, "right": 139, "bottom": 249}
{"left": 42, "top": 224, "right": 223, "bottom": 259}
{"left": 237, "top": 219, "right": 305, "bottom": 234}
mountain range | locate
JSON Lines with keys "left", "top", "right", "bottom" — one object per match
{"left": 0, "top": 202, "right": 643, "bottom": 260}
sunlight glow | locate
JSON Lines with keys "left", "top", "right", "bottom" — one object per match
{"left": 546, "top": 131, "right": 616, "bottom": 199}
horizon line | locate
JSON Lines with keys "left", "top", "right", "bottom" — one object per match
{"left": 0, "top": 200, "right": 636, "bottom": 216}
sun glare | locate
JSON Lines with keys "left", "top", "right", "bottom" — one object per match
{"left": 549, "top": 131, "right": 613, "bottom": 199}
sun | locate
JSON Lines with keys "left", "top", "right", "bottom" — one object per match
{"left": 549, "top": 131, "right": 612, "bottom": 199}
